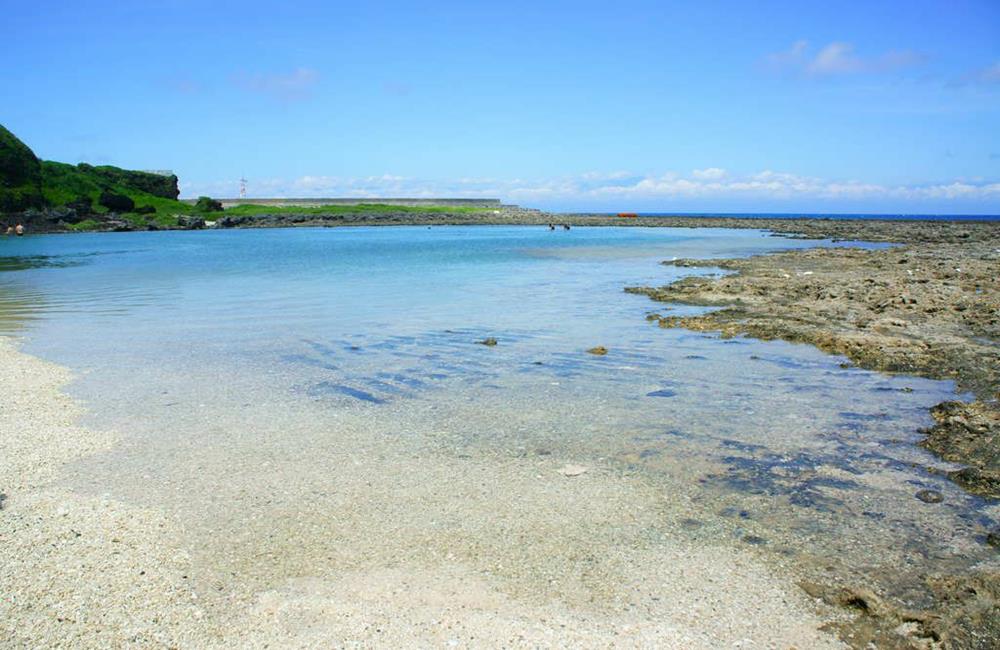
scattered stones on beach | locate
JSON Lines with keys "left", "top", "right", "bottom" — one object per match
{"left": 477, "top": 337, "right": 498, "bottom": 347}
{"left": 915, "top": 489, "right": 944, "bottom": 504}
{"left": 586, "top": 346, "right": 608, "bottom": 356}
{"left": 558, "top": 464, "right": 589, "bottom": 477}
{"left": 987, "top": 530, "right": 1000, "bottom": 549}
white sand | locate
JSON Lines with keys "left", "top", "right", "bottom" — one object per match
{"left": 0, "top": 337, "right": 843, "bottom": 648}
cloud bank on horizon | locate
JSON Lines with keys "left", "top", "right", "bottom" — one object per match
{"left": 184, "top": 168, "right": 1000, "bottom": 213}
{"left": 3, "top": 1, "right": 999, "bottom": 213}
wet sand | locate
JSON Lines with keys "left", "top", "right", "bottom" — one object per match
{"left": 0, "top": 337, "right": 842, "bottom": 648}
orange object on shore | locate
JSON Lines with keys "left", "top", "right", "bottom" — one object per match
{"left": 617, "top": 212, "right": 638, "bottom": 218}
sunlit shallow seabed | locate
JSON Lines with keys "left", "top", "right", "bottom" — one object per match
{"left": 2, "top": 226, "right": 997, "bottom": 630}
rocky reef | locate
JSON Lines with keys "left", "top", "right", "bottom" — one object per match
{"left": 627, "top": 231, "right": 1000, "bottom": 498}
{"left": 625, "top": 220, "right": 1000, "bottom": 647}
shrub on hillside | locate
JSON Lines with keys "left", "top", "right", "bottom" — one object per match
{"left": 66, "top": 196, "right": 93, "bottom": 215}
{"left": 195, "top": 196, "right": 223, "bottom": 212}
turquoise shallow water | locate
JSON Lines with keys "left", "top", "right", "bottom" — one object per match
{"left": 1, "top": 225, "right": 996, "bottom": 607}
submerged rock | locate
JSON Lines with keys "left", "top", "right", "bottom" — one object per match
{"left": 586, "top": 346, "right": 608, "bottom": 355}
{"left": 915, "top": 489, "right": 944, "bottom": 503}
{"left": 477, "top": 337, "right": 498, "bottom": 347}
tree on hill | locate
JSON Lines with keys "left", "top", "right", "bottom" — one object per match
{"left": 195, "top": 196, "right": 224, "bottom": 212}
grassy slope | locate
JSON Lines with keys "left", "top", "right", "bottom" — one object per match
{"left": 40, "top": 161, "right": 193, "bottom": 230}
{"left": 0, "top": 125, "right": 45, "bottom": 211}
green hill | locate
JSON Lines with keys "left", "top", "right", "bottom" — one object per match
{"left": 1, "top": 124, "right": 196, "bottom": 230}
{"left": 0, "top": 125, "right": 45, "bottom": 212}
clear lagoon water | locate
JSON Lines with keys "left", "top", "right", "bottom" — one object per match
{"left": 1, "top": 225, "right": 996, "bottom": 611}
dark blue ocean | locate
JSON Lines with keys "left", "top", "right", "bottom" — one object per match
{"left": 631, "top": 212, "right": 1000, "bottom": 221}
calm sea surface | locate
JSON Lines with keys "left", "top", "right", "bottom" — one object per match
{"left": 1, "top": 225, "right": 996, "bottom": 601}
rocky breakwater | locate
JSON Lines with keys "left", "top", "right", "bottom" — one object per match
{"left": 214, "top": 206, "right": 551, "bottom": 229}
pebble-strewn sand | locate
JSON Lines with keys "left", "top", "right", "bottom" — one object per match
{"left": 0, "top": 336, "right": 843, "bottom": 648}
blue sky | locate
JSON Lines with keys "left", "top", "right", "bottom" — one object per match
{"left": 3, "top": 0, "right": 999, "bottom": 212}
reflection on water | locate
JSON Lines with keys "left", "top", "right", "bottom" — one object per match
{"left": 3, "top": 226, "right": 997, "bottom": 627}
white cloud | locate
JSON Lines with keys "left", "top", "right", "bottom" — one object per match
{"left": 232, "top": 67, "right": 320, "bottom": 101}
{"left": 182, "top": 169, "right": 1000, "bottom": 206}
{"left": 691, "top": 167, "right": 726, "bottom": 180}
{"left": 765, "top": 41, "right": 923, "bottom": 77}
{"left": 982, "top": 62, "right": 1000, "bottom": 83}
{"left": 956, "top": 61, "right": 1000, "bottom": 85}
{"left": 808, "top": 42, "right": 864, "bottom": 75}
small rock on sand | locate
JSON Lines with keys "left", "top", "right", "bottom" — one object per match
{"left": 558, "top": 464, "right": 589, "bottom": 477}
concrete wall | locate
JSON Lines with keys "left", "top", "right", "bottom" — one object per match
{"left": 181, "top": 197, "right": 503, "bottom": 209}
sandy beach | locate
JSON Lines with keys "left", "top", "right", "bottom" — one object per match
{"left": 0, "top": 335, "right": 844, "bottom": 648}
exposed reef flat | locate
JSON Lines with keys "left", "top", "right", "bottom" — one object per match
{"left": 626, "top": 222, "right": 1000, "bottom": 499}
{"left": 626, "top": 220, "right": 1000, "bottom": 649}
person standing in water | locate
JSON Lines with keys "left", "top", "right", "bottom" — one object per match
{"left": 14, "top": 223, "right": 25, "bottom": 236}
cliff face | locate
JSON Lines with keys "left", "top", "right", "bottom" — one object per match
{"left": 0, "top": 123, "right": 186, "bottom": 229}
{"left": 78, "top": 164, "right": 179, "bottom": 200}
{"left": 0, "top": 125, "right": 45, "bottom": 212}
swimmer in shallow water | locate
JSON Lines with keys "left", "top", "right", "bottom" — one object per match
{"left": 14, "top": 223, "right": 24, "bottom": 236}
